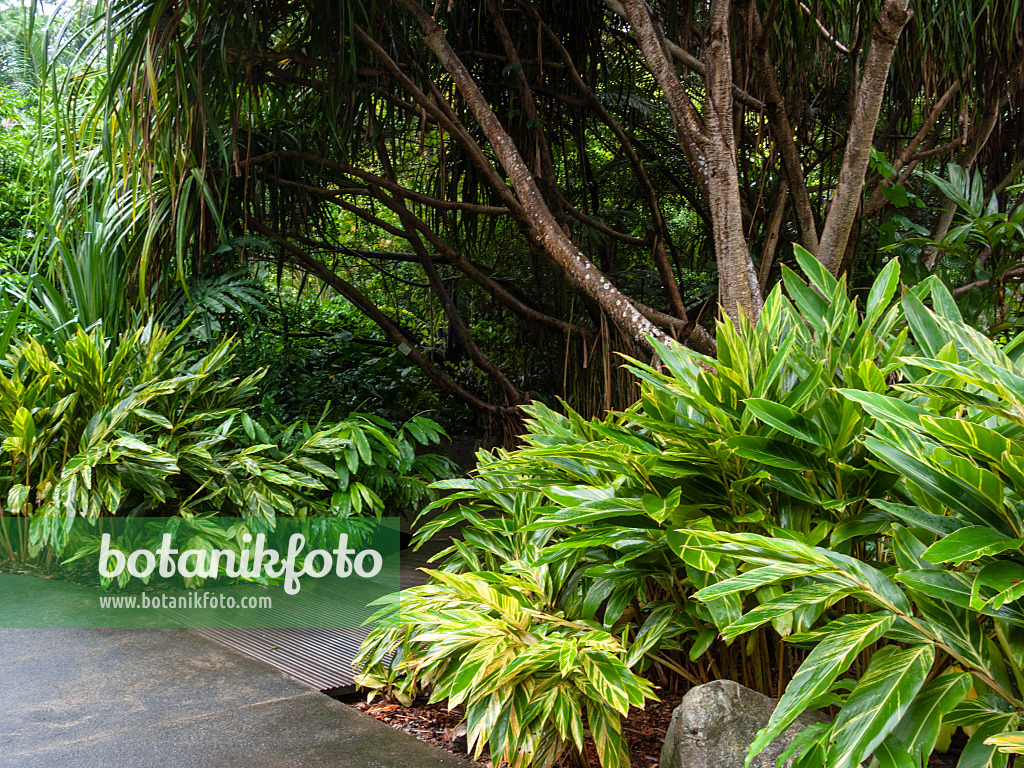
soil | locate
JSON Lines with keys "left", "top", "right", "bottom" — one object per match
{"left": 347, "top": 689, "right": 975, "bottom": 767}
{"left": 347, "top": 687, "right": 685, "bottom": 767}
{"left": 0, "top": 555, "right": 103, "bottom": 588}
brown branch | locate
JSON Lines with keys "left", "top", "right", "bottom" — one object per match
{"left": 617, "top": 0, "right": 709, "bottom": 194}
{"left": 242, "top": 150, "right": 510, "bottom": 215}
{"left": 525, "top": 4, "right": 689, "bottom": 321}
{"left": 603, "top": 0, "right": 764, "bottom": 111}
{"left": 759, "top": 178, "right": 790, "bottom": 292}
{"left": 370, "top": 163, "right": 598, "bottom": 370}
{"left": 817, "top": 0, "right": 912, "bottom": 275}
{"left": 908, "top": 136, "right": 973, "bottom": 161}
{"left": 798, "top": 2, "right": 851, "bottom": 54}
{"left": 371, "top": 144, "right": 563, "bottom": 405}
{"left": 864, "top": 82, "right": 960, "bottom": 216}
{"left": 484, "top": 0, "right": 564, "bottom": 216}
{"left": 924, "top": 94, "right": 1004, "bottom": 269}
{"left": 236, "top": 210, "right": 517, "bottom": 415}
{"left": 953, "top": 265, "right": 1024, "bottom": 299}
{"left": 354, "top": 24, "right": 527, "bottom": 217}
{"left": 703, "top": 0, "right": 762, "bottom": 322}
{"left": 454, "top": 49, "right": 565, "bottom": 70}
{"left": 343, "top": 175, "right": 596, "bottom": 342}
{"left": 747, "top": 2, "right": 818, "bottom": 253}
{"left": 993, "top": 154, "right": 1024, "bottom": 200}
{"left": 395, "top": 0, "right": 689, "bottom": 352}
{"left": 562, "top": 202, "right": 650, "bottom": 247}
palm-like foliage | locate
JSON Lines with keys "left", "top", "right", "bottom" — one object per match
{"left": 32, "top": 0, "right": 1021, "bottom": 413}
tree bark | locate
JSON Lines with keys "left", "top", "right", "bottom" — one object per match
{"left": 620, "top": 0, "right": 762, "bottom": 326}
{"left": 374, "top": 143, "right": 527, "bottom": 404}
{"left": 395, "top": 0, "right": 700, "bottom": 352}
{"left": 864, "top": 81, "right": 960, "bottom": 216}
{"left": 817, "top": 0, "right": 912, "bottom": 275}
{"left": 923, "top": 94, "right": 1004, "bottom": 269}
{"left": 703, "top": 0, "right": 763, "bottom": 324}
{"left": 760, "top": 178, "right": 789, "bottom": 292}
{"left": 530, "top": 10, "right": 690, "bottom": 322}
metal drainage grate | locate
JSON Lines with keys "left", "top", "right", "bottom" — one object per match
{"left": 194, "top": 627, "right": 371, "bottom": 695}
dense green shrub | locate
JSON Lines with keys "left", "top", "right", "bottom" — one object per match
{"left": 354, "top": 250, "right": 926, "bottom": 767}
{"left": 231, "top": 288, "right": 471, "bottom": 427}
{"left": 697, "top": 290, "right": 1024, "bottom": 767}
{"left": 0, "top": 319, "right": 455, "bottom": 575}
{"left": 358, "top": 249, "right": 1024, "bottom": 768}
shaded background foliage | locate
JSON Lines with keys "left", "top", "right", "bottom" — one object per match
{"left": 3, "top": 0, "right": 1015, "bottom": 439}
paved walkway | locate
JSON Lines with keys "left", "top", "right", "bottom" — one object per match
{"left": 0, "top": 627, "right": 470, "bottom": 768}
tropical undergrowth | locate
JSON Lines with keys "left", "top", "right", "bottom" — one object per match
{"left": 0, "top": 300, "right": 456, "bottom": 581}
{"left": 356, "top": 248, "right": 1024, "bottom": 768}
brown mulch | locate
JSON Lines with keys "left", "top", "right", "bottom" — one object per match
{"left": 0, "top": 555, "right": 100, "bottom": 587}
{"left": 350, "top": 688, "right": 978, "bottom": 768}
{"left": 349, "top": 687, "right": 685, "bottom": 767}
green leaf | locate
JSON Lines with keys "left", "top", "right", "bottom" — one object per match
{"left": 724, "top": 436, "right": 825, "bottom": 472}
{"left": 624, "top": 604, "right": 676, "bottom": 667}
{"left": 864, "top": 258, "right": 901, "bottom": 328}
{"left": 874, "top": 738, "right": 918, "bottom": 768}
{"left": 903, "top": 291, "right": 947, "bottom": 358}
{"left": 692, "top": 562, "right": 827, "bottom": 602}
{"left": 897, "top": 569, "right": 974, "bottom": 608}
{"left": 836, "top": 390, "right": 928, "bottom": 431}
{"left": 888, "top": 671, "right": 973, "bottom": 767}
{"left": 743, "top": 398, "right": 826, "bottom": 447}
{"left": 793, "top": 243, "right": 839, "bottom": 296}
{"left": 666, "top": 517, "right": 720, "bottom": 571}
{"left": 923, "top": 526, "right": 1022, "bottom": 565}
{"left": 722, "top": 582, "right": 852, "bottom": 641}
{"left": 587, "top": 701, "right": 629, "bottom": 768}
{"left": 920, "top": 417, "right": 1011, "bottom": 463}
{"left": 957, "top": 714, "right": 1019, "bottom": 768}
{"left": 825, "top": 644, "right": 934, "bottom": 768}
{"left": 864, "top": 437, "right": 1009, "bottom": 532}
{"left": 746, "top": 613, "right": 895, "bottom": 766}
{"left": 6, "top": 484, "right": 30, "bottom": 513}
{"left": 984, "top": 731, "right": 1024, "bottom": 755}
{"left": 973, "top": 562, "right": 1024, "bottom": 610}
{"left": 689, "top": 627, "right": 717, "bottom": 662}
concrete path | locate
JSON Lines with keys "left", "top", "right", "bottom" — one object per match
{"left": 0, "top": 628, "right": 471, "bottom": 768}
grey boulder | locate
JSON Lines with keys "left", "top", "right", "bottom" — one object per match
{"left": 660, "top": 679, "right": 829, "bottom": 768}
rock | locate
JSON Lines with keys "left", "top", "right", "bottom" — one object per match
{"left": 659, "top": 680, "right": 829, "bottom": 768}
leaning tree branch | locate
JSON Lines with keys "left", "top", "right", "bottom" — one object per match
{"left": 953, "top": 264, "right": 1024, "bottom": 299}
{"left": 524, "top": 3, "right": 690, "bottom": 321}
{"left": 817, "top": 0, "right": 912, "bottom": 275}
{"left": 351, "top": 175, "right": 597, "bottom": 342}
{"left": 235, "top": 209, "right": 518, "bottom": 415}
{"left": 242, "top": 150, "right": 510, "bottom": 215}
{"left": 864, "top": 81, "right": 960, "bottom": 216}
{"left": 395, "top": 0, "right": 700, "bottom": 352}
{"left": 603, "top": 0, "right": 765, "bottom": 112}
{"left": 924, "top": 93, "right": 1005, "bottom": 270}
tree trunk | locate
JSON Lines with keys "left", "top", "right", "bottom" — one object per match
{"left": 922, "top": 94, "right": 1004, "bottom": 269}
{"left": 817, "top": 0, "right": 912, "bottom": 275}
{"left": 397, "top": 0, "right": 714, "bottom": 352}
{"left": 620, "top": 0, "right": 762, "bottom": 327}
{"left": 703, "top": 0, "right": 763, "bottom": 325}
